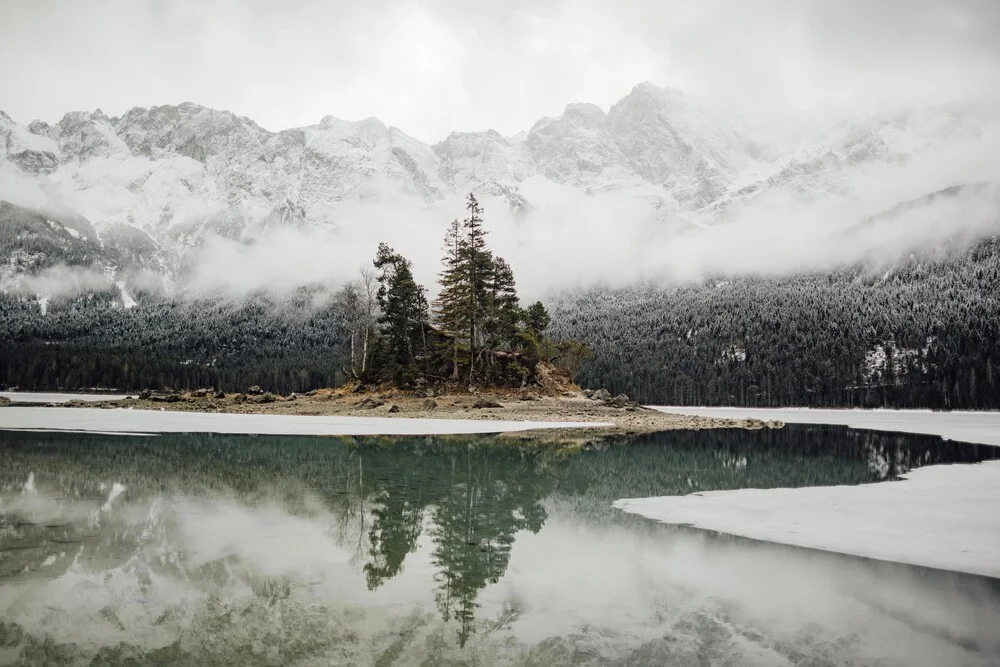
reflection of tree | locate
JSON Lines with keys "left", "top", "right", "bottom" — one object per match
{"left": 427, "top": 445, "right": 553, "bottom": 647}
{"left": 334, "top": 451, "right": 371, "bottom": 567}
{"left": 364, "top": 490, "right": 424, "bottom": 590}
{"left": 555, "top": 425, "right": 1000, "bottom": 501}
{"left": 329, "top": 438, "right": 557, "bottom": 646}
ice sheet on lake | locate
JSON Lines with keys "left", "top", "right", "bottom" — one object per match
{"left": 651, "top": 406, "right": 1000, "bottom": 447}
{"left": 1, "top": 391, "right": 130, "bottom": 404}
{"left": 615, "top": 460, "right": 1000, "bottom": 578}
{"left": 0, "top": 407, "right": 610, "bottom": 436}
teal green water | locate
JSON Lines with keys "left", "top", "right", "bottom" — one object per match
{"left": 1, "top": 426, "right": 998, "bottom": 666}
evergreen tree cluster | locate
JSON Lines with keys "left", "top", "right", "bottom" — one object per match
{"left": 353, "top": 193, "right": 554, "bottom": 388}
{"left": 548, "top": 235, "right": 1000, "bottom": 409}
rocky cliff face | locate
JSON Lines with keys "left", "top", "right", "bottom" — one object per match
{"left": 0, "top": 82, "right": 994, "bottom": 299}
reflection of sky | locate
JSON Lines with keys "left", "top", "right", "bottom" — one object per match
{"left": 3, "top": 481, "right": 999, "bottom": 665}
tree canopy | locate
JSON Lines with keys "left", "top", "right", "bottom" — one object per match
{"left": 359, "top": 193, "right": 560, "bottom": 389}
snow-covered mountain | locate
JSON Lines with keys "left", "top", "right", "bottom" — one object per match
{"left": 1, "top": 82, "right": 996, "bottom": 298}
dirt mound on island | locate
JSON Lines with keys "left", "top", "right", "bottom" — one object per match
{"left": 532, "top": 360, "right": 580, "bottom": 396}
{"left": 324, "top": 360, "right": 581, "bottom": 400}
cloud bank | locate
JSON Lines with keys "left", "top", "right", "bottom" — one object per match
{"left": 2, "top": 0, "right": 998, "bottom": 142}
{"left": 3, "top": 0, "right": 999, "bottom": 304}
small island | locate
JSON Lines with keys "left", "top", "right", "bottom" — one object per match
{"left": 61, "top": 194, "right": 782, "bottom": 444}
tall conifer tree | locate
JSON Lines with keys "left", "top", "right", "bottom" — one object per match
{"left": 461, "top": 194, "right": 494, "bottom": 383}
{"left": 434, "top": 219, "right": 466, "bottom": 379}
{"left": 373, "top": 243, "right": 428, "bottom": 378}
{"left": 486, "top": 256, "right": 521, "bottom": 352}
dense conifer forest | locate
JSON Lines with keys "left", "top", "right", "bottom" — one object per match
{"left": 0, "top": 287, "right": 348, "bottom": 394}
{"left": 549, "top": 235, "right": 1000, "bottom": 409}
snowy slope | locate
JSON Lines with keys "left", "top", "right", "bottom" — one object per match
{"left": 705, "top": 104, "right": 998, "bottom": 222}
{"left": 433, "top": 129, "right": 535, "bottom": 210}
{"left": 526, "top": 102, "right": 639, "bottom": 191}
{"left": 607, "top": 83, "right": 766, "bottom": 210}
{"left": 1, "top": 82, "right": 996, "bottom": 300}
{"left": 0, "top": 111, "right": 61, "bottom": 174}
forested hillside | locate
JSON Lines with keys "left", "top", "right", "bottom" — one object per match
{"left": 0, "top": 287, "right": 349, "bottom": 394}
{"left": 0, "top": 194, "right": 561, "bottom": 395}
{"left": 3, "top": 198, "right": 999, "bottom": 406}
{"left": 549, "top": 236, "right": 1000, "bottom": 409}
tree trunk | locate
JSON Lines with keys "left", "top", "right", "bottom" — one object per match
{"left": 350, "top": 330, "right": 357, "bottom": 378}
{"left": 421, "top": 323, "right": 428, "bottom": 367}
{"left": 468, "top": 317, "right": 476, "bottom": 384}
{"left": 361, "top": 325, "right": 369, "bottom": 374}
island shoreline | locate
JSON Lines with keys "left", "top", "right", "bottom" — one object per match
{"left": 27, "top": 389, "right": 785, "bottom": 445}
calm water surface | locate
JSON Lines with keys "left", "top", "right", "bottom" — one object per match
{"left": 1, "top": 425, "right": 998, "bottom": 666}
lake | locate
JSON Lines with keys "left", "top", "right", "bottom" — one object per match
{"left": 1, "top": 425, "right": 999, "bottom": 666}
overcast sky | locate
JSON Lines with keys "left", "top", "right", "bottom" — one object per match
{"left": 2, "top": 0, "right": 999, "bottom": 143}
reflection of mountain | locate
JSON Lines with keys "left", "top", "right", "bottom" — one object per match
{"left": 0, "top": 432, "right": 562, "bottom": 647}
{"left": 1, "top": 427, "right": 997, "bottom": 658}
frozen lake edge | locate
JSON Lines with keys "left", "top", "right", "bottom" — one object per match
{"left": 0, "top": 406, "right": 611, "bottom": 436}
{"left": 3, "top": 404, "right": 997, "bottom": 577}
{"left": 617, "top": 406, "right": 1000, "bottom": 577}
{"left": 614, "top": 459, "right": 1000, "bottom": 578}
{"left": 652, "top": 405, "right": 1000, "bottom": 447}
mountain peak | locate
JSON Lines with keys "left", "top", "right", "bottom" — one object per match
{"left": 562, "top": 102, "right": 606, "bottom": 124}
{"left": 0, "top": 81, "right": 988, "bottom": 251}
{"left": 630, "top": 81, "right": 687, "bottom": 95}
{"left": 58, "top": 110, "right": 105, "bottom": 125}
{"left": 442, "top": 128, "right": 506, "bottom": 141}
{"left": 357, "top": 116, "right": 388, "bottom": 132}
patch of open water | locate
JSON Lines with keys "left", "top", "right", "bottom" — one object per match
{"left": 1, "top": 425, "right": 998, "bottom": 666}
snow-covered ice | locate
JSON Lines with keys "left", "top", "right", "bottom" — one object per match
{"left": 629, "top": 406, "right": 1000, "bottom": 577}
{"left": 1, "top": 391, "right": 130, "bottom": 404}
{"left": 0, "top": 406, "right": 610, "bottom": 436}
{"left": 651, "top": 406, "right": 1000, "bottom": 447}
{"left": 614, "top": 460, "right": 1000, "bottom": 578}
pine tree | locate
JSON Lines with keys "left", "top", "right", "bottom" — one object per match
{"left": 434, "top": 219, "right": 466, "bottom": 379}
{"left": 460, "top": 194, "right": 494, "bottom": 383}
{"left": 372, "top": 243, "right": 428, "bottom": 380}
{"left": 525, "top": 301, "right": 550, "bottom": 336}
{"left": 486, "top": 256, "right": 521, "bottom": 352}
